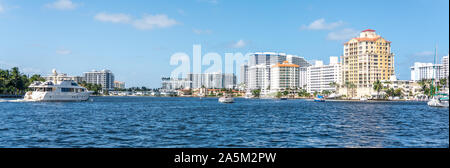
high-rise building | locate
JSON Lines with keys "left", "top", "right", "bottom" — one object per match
{"left": 83, "top": 69, "right": 115, "bottom": 90}
{"left": 410, "top": 62, "right": 444, "bottom": 81}
{"left": 286, "top": 55, "right": 311, "bottom": 68}
{"left": 306, "top": 57, "right": 341, "bottom": 93}
{"left": 442, "top": 55, "right": 449, "bottom": 80}
{"left": 161, "top": 77, "right": 192, "bottom": 90}
{"left": 240, "top": 64, "right": 248, "bottom": 85}
{"left": 299, "top": 67, "right": 308, "bottom": 89}
{"left": 187, "top": 73, "right": 236, "bottom": 89}
{"left": 249, "top": 52, "right": 287, "bottom": 66}
{"left": 341, "top": 29, "right": 394, "bottom": 97}
{"left": 270, "top": 61, "right": 299, "bottom": 91}
{"left": 248, "top": 64, "right": 270, "bottom": 90}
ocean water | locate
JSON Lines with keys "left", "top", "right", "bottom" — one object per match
{"left": 0, "top": 96, "right": 448, "bottom": 148}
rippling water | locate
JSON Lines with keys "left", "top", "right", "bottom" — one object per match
{"left": 0, "top": 97, "right": 448, "bottom": 148}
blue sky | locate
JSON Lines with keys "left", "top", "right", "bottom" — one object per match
{"left": 0, "top": 0, "right": 449, "bottom": 88}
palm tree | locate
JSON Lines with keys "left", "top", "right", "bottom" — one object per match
{"left": 344, "top": 82, "right": 356, "bottom": 98}
{"left": 329, "top": 82, "right": 339, "bottom": 93}
{"left": 373, "top": 80, "right": 383, "bottom": 99}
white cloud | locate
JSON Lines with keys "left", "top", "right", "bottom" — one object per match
{"left": 45, "top": 0, "right": 77, "bottom": 10}
{"left": 230, "top": 39, "right": 247, "bottom": 48}
{"left": 56, "top": 49, "right": 72, "bottom": 55}
{"left": 132, "top": 14, "right": 178, "bottom": 30}
{"left": 94, "top": 13, "right": 131, "bottom": 23}
{"left": 327, "top": 28, "right": 359, "bottom": 41}
{"left": 193, "top": 29, "right": 212, "bottom": 35}
{"left": 0, "top": 4, "right": 4, "bottom": 13}
{"left": 301, "top": 18, "right": 344, "bottom": 30}
{"left": 94, "top": 13, "right": 178, "bottom": 30}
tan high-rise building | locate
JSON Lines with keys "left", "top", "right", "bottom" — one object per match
{"left": 341, "top": 29, "right": 395, "bottom": 97}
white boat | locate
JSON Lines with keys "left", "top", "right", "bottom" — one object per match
{"left": 24, "top": 70, "right": 91, "bottom": 102}
{"left": 427, "top": 95, "right": 449, "bottom": 108}
{"left": 218, "top": 96, "right": 234, "bottom": 103}
{"left": 360, "top": 97, "right": 368, "bottom": 101}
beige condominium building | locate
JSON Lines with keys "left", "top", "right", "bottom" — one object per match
{"left": 340, "top": 29, "right": 395, "bottom": 97}
{"left": 270, "top": 61, "right": 299, "bottom": 92}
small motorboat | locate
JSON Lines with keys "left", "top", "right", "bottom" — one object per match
{"left": 219, "top": 96, "right": 234, "bottom": 103}
{"left": 360, "top": 97, "right": 368, "bottom": 101}
{"left": 314, "top": 95, "right": 325, "bottom": 102}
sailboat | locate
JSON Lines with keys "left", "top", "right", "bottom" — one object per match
{"left": 427, "top": 45, "right": 449, "bottom": 107}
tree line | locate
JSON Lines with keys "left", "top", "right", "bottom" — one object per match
{"left": 0, "top": 67, "right": 45, "bottom": 95}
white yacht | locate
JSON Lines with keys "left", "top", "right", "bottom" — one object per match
{"left": 219, "top": 95, "right": 234, "bottom": 103}
{"left": 24, "top": 70, "right": 91, "bottom": 102}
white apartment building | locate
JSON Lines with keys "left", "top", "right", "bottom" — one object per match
{"left": 270, "top": 61, "right": 299, "bottom": 92}
{"left": 243, "top": 52, "right": 311, "bottom": 91}
{"left": 247, "top": 64, "right": 270, "bottom": 90}
{"left": 442, "top": 55, "right": 449, "bottom": 80}
{"left": 307, "top": 57, "right": 341, "bottom": 93}
{"left": 83, "top": 69, "right": 115, "bottom": 90}
{"left": 410, "top": 62, "right": 444, "bottom": 81}
{"left": 299, "top": 67, "right": 308, "bottom": 89}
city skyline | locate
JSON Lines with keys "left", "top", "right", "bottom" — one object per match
{"left": 1, "top": 0, "right": 449, "bottom": 88}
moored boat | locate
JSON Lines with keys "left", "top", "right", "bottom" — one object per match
{"left": 219, "top": 96, "right": 234, "bottom": 103}
{"left": 314, "top": 95, "right": 325, "bottom": 102}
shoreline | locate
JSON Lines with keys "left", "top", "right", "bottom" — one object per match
{"left": 96, "top": 95, "right": 425, "bottom": 102}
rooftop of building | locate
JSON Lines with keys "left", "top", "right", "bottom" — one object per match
{"left": 272, "top": 61, "right": 300, "bottom": 68}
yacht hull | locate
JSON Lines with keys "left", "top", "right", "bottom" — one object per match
{"left": 24, "top": 91, "right": 91, "bottom": 102}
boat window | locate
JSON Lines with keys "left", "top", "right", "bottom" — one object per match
{"left": 61, "top": 88, "right": 75, "bottom": 92}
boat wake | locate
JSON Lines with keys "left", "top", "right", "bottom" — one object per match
{"left": 0, "top": 99, "right": 34, "bottom": 103}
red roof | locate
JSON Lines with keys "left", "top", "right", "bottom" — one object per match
{"left": 362, "top": 29, "right": 376, "bottom": 32}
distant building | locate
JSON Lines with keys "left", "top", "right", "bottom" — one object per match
{"left": 83, "top": 69, "right": 115, "bottom": 90}
{"left": 248, "top": 52, "right": 287, "bottom": 67}
{"left": 161, "top": 77, "right": 192, "bottom": 90}
{"left": 410, "top": 62, "right": 444, "bottom": 81}
{"left": 240, "top": 64, "right": 248, "bottom": 85}
{"left": 114, "top": 81, "right": 126, "bottom": 89}
{"left": 247, "top": 64, "right": 270, "bottom": 90}
{"left": 270, "top": 61, "right": 299, "bottom": 92}
{"left": 307, "top": 57, "right": 341, "bottom": 93}
{"left": 286, "top": 54, "right": 311, "bottom": 68}
{"left": 44, "top": 73, "right": 84, "bottom": 84}
{"left": 187, "top": 73, "right": 236, "bottom": 89}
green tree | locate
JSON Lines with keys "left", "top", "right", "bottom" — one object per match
{"left": 373, "top": 80, "right": 383, "bottom": 99}
{"left": 252, "top": 89, "right": 261, "bottom": 98}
